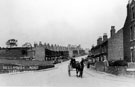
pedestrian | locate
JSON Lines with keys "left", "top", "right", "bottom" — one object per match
{"left": 79, "top": 58, "right": 84, "bottom": 78}
{"left": 87, "top": 59, "right": 91, "bottom": 68}
{"left": 103, "top": 57, "right": 109, "bottom": 72}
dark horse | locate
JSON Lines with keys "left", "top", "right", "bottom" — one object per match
{"left": 75, "top": 59, "right": 84, "bottom": 77}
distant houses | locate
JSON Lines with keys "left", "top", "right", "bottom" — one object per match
{"left": 0, "top": 42, "right": 85, "bottom": 61}
{"left": 33, "top": 43, "right": 70, "bottom": 61}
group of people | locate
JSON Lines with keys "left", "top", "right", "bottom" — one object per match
{"left": 70, "top": 57, "right": 85, "bottom": 78}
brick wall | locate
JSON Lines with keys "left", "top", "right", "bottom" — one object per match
{"left": 108, "top": 29, "right": 123, "bottom": 61}
{"left": 0, "top": 48, "right": 29, "bottom": 59}
{"left": 33, "top": 46, "right": 45, "bottom": 61}
{"left": 123, "top": 3, "right": 133, "bottom": 62}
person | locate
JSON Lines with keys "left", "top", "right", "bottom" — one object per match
{"left": 79, "top": 58, "right": 84, "bottom": 78}
{"left": 87, "top": 59, "right": 91, "bottom": 68}
{"left": 103, "top": 57, "right": 109, "bottom": 72}
{"left": 70, "top": 57, "right": 76, "bottom": 68}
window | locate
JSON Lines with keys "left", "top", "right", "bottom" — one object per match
{"left": 133, "top": 12, "right": 135, "bottom": 19}
{"left": 130, "top": 26, "right": 134, "bottom": 41}
{"left": 22, "top": 50, "right": 28, "bottom": 56}
{"left": 134, "top": 25, "right": 135, "bottom": 40}
{"left": 134, "top": 6, "right": 135, "bottom": 19}
{"left": 131, "top": 6, "right": 135, "bottom": 20}
{"left": 130, "top": 48, "right": 133, "bottom": 62}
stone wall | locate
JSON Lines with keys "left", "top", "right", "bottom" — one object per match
{"left": 95, "top": 61, "right": 105, "bottom": 71}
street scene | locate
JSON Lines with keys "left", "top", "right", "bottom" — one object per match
{"left": 0, "top": 0, "right": 135, "bottom": 87}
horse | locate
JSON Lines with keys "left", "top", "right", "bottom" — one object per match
{"left": 75, "top": 61, "right": 81, "bottom": 77}
{"left": 75, "top": 60, "right": 84, "bottom": 77}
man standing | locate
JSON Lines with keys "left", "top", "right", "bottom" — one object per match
{"left": 79, "top": 58, "right": 84, "bottom": 78}
{"left": 103, "top": 57, "right": 109, "bottom": 72}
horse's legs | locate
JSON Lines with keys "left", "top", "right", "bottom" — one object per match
{"left": 68, "top": 69, "right": 71, "bottom": 76}
{"left": 80, "top": 67, "right": 84, "bottom": 78}
{"left": 76, "top": 68, "right": 79, "bottom": 77}
{"left": 68, "top": 65, "right": 71, "bottom": 76}
{"left": 76, "top": 69, "right": 78, "bottom": 76}
{"left": 80, "top": 70, "right": 83, "bottom": 77}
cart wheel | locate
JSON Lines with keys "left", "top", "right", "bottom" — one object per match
{"left": 68, "top": 65, "right": 71, "bottom": 76}
{"left": 68, "top": 69, "right": 71, "bottom": 76}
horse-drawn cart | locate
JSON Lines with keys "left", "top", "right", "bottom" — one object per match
{"left": 68, "top": 60, "right": 77, "bottom": 76}
{"left": 68, "top": 58, "right": 82, "bottom": 77}
{"left": 68, "top": 58, "right": 85, "bottom": 77}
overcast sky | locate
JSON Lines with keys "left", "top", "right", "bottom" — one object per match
{"left": 0, "top": 0, "right": 128, "bottom": 48}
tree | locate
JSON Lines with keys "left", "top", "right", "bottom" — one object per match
{"left": 6, "top": 39, "right": 18, "bottom": 48}
{"left": 22, "top": 42, "right": 32, "bottom": 48}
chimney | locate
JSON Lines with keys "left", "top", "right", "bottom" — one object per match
{"left": 110, "top": 26, "right": 116, "bottom": 37}
{"left": 103, "top": 33, "right": 108, "bottom": 42}
{"left": 97, "top": 36, "right": 102, "bottom": 45}
{"left": 34, "top": 42, "right": 38, "bottom": 47}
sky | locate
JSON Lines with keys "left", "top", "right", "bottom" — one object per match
{"left": 0, "top": 0, "right": 128, "bottom": 49}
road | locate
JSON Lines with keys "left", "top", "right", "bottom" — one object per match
{"left": 0, "top": 55, "right": 135, "bottom": 87}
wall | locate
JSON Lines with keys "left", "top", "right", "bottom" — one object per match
{"left": 0, "top": 48, "right": 29, "bottom": 59}
{"left": 123, "top": 2, "right": 134, "bottom": 62}
{"left": 33, "top": 46, "right": 45, "bottom": 61}
{"left": 108, "top": 29, "right": 123, "bottom": 61}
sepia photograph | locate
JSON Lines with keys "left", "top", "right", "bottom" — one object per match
{"left": 0, "top": 0, "right": 135, "bottom": 87}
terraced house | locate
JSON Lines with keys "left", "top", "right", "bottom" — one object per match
{"left": 90, "top": 26, "right": 123, "bottom": 62}
{"left": 90, "top": 33, "right": 108, "bottom": 62}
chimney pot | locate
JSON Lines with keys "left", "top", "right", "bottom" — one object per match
{"left": 110, "top": 26, "right": 116, "bottom": 37}
{"left": 103, "top": 33, "right": 108, "bottom": 41}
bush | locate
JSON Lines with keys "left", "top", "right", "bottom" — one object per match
{"left": 38, "top": 65, "right": 54, "bottom": 70}
{"left": 109, "top": 60, "right": 128, "bottom": 66}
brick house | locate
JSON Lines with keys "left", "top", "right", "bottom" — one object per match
{"left": 123, "top": 0, "right": 135, "bottom": 62}
{"left": 90, "top": 34, "right": 108, "bottom": 62}
{"left": 90, "top": 26, "right": 123, "bottom": 62}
